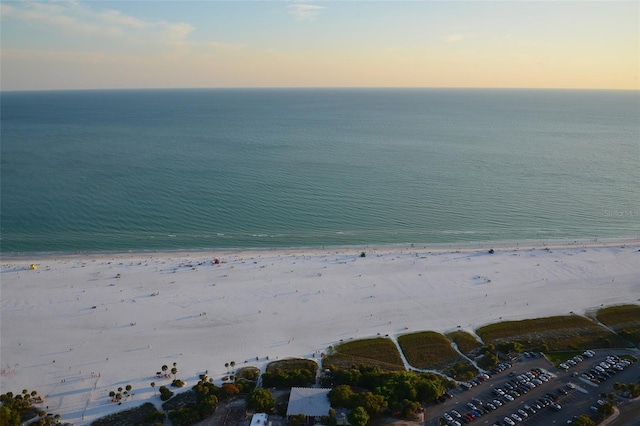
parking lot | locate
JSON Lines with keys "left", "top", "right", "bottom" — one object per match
{"left": 424, "top": 348, "right": 640, "bottom": 426}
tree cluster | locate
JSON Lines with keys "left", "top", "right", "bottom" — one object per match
{"left": 108, "top": 384, "right": 133, "bottom": 404}
{"left": 570, "top": 414, "right": 596, "bottom": 426}
{"left": 448, "top": 361, "right": 477, "bottom": 381}
{"left": 1, "top": 391, "right": 34, "bottom": 426}
{"left": 166, "top": 375, "right": 219, "bottom": 426}
{"left": 613, "top": 381, "right": 640, "bottom": 398}
{"left": 160, "top": 362, "right": 179, "bottom": 379}
{"left": 246, "top": 388, "right": 275, "bottom": 413}
{"left": 325, "top": 366, "right": 450, "bottom": 419}
{"left": 234, "top": 367, "right": 260, "bottom": 393}
{"left": 1, "top": 390, "right": 59, "bottom": 426}
{"left": 471, "top": 344, "right": 498, "bottom": 369}
{"left": 261, "top": 365, "right": 317, "bottom": 388}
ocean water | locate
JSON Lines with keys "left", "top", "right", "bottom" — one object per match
{"left": 1, "top": 88, "right": 638, "bottom": 254}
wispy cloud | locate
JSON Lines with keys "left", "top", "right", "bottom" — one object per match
{"left": 288, "top": 3, "right": 325, "bottom": 21}
{"left": 1, "top": 2, "right": 194, "bottom": 47}
{"left": 444, "top": 33, "right": 464, "bottom": 43}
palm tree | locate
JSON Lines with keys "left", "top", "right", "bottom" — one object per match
{"left": 162, "top": 364, "right": 168, "bottom": 377}
{"left": 225, "top": 362, "right": 230, "bottom": 373}
{"left": 151, "top": 382, "right": 156, "bottom": 395}
{"left": 230, "top": 361, "right": 236, "bottom": 372}
{"left": 171, "top": 367, "right": 177, "bottom": 378}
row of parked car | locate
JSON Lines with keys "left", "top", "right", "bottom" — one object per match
{"left": 442, "top": 367, "right": 553, "bottom": 426}
{"left": 494, "top": 387, "right": 566, "bottom": 426}
{"left": 460, "top": 362, "right": 513, "bottom": 391}
{"left": 558, "top": 350, "right": 594, "bottom": 371}
{"left": 579, "top": 355, "right": 632, "bottom": 385}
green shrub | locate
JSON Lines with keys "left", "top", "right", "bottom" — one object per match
{"left": 247, "top": 388, "right": 275, "bottom": 412}
{"left": 159, "top": 386, "right": 174, "bottom": 401}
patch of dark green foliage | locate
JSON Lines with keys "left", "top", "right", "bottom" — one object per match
{"left": 90, "top": 402, "right": 164, "bottom": 426}
{"left": 322, "top": 364, "right": 454, "bottom": 419}
{"left": 162, "top": 375, "right": 220, "bottom": 426}
{"left": 262, "top": 359, "right": 318, "bottom": 388}
{"left": 0, "top": 390, "right": 59, "bottom": 426}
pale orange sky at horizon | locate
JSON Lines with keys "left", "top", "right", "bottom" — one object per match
{"left": 1, "top": 1, "right": 638, "bottom": 91}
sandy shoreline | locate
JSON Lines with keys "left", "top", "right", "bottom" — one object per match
{"left": 2, "top": 241, "right": 639, "bottom": 425}
{"left": 2, "top": 235, "right": 638, "bottom": 261}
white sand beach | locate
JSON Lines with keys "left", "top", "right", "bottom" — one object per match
{"left": 1, "top": 241, "right": 639, "bottom": 425}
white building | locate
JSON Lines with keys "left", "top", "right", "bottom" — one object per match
{"left": 286, "top": 387, "right": 332, "bottom": 419}
{"left": 251, "top": 413, "right": 268, "bottom": 426}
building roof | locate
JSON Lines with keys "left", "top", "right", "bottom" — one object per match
{"left": 286, "top": 387, "right": 332, "bottom": 417}
{"left": 251, "top": 413, "right": 268, "bottom": 426}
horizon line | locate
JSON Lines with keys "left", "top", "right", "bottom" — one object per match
{"left": 3, "top": 86, "right": 639, "bottom": 94}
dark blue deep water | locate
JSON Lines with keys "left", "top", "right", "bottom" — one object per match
{"left": 1, "top": 88, "right": 638, "bottom": 253}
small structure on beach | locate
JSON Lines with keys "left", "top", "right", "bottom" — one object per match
{"left": 29, "top": 264, "right": 37, "bottom": 270}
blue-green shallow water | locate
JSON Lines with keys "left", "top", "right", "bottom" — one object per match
{"left": 1, "top": 88, "right": 639, "bottom": 253}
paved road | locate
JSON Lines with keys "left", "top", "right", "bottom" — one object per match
{"left": 608, "top": 398, "right": 640, "bottom": 426}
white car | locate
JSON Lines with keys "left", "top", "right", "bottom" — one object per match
{"left": 504, "top": 417, "right": 516, "bottom": 426}
{"left": 512, "top": 413, "right": 522, "bottom": 422}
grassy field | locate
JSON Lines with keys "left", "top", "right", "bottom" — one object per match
{"left": 323, "top": 338, "right": 405, "bottom": 371}
{"left": 446, "top": 330, "right": 483, "bottom": 356}
{"left": 398, "top": 331, "right": 460, "bottom": 367}
{"left": 595, "top": 304, "right": 640, "bottom": 347}
{"left": 476, "top": 314, "right": 630, "bottom": 352}
{"left": 321, "top": 304, "right": 637, "bottom": 379}
{"left": 397, "top": 331, "right": 478, "bottom": 380}
{"left": 265, "top": 358, "right": 318, "bottom": 373}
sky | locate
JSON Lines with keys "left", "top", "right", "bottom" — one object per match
{"left": 0, "top": 1, "right": 638, "bottom": 91}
